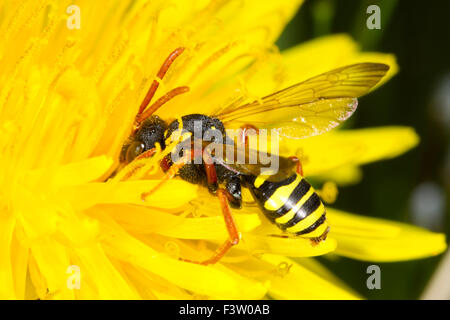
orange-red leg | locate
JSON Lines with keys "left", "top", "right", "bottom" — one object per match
{"left": 140, "top": 143, "right": 201, "bottom": 199}
{"left": 180, "top": 188, "right": 240, "bottom": 265}
{"left": 117, "top": 148, "right": 158, "bottom": 181}
{"left": 202, "top": 148, "right": 218, "bottom": 193}
{"left": 142, "top": 145, "right": 240, "bottom": 264}
{"left": 289, "top": 156, "right": 304, "bottom": 176}
{"left": 140, "top": 153, "right": 190, "bottom": 200}
{"left": 135, "top": 148, "right": 157, "bottom": 160}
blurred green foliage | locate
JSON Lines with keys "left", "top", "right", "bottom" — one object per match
{"left": 277, "top": 0, "right": 450, "bottom": 299}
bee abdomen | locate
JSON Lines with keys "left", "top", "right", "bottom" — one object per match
{"left": 247, "top": 173, "right": 329, "bottom": 238}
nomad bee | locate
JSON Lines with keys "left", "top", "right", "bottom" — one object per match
{"left": 117, "top": 47, "right": 389, "bottom": 265}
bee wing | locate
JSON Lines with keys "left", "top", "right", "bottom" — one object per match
{"left": 203, "top": 142, "right": 296, "bottom": 182}
{"left": 213, "top": 63, "right": 389, "bottom": 139}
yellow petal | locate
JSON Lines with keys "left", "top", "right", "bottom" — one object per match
{"left": 26, "top": 156, "right": 113, "bottom": 188}
{"left": 11, "top": 226, "right": 29, "bottom": 299}
{"left": 28, "top": 241, "right": 75, "bottom": 299}
{"left": 262, "top": 254, "right": 360, "bottom": 299}
{"left": 121, "top": 262, "right": 194, "bottom": 299}
{"left": 72, "top": 245, "right": 141, "bottom": 299}
{"left": 241, "top": 233, "right": 336, "bottom": 258}
{"left": 312, "top": 165, "right": 363, "bottom": 186}
{"left": 295, "top": 257, "right": 357, "bottom": 292}
{"left": 279, "top": 126, "right": 419, "bottom": 177}
{"left": 58, "top": 180, "right": 198, "bottom": 211}
{"left": 0, "top": 214, "right": 16, "bottom": 299}
{"left": 98, "top": 217, "right": 267, "bottom": 299}
{"left": 51, "top": 156, "right": 113, "bottom": 186}
{"left": 328, "top": 208, "right": 447, "bottom": 261}
{"left": 92, "top": 203, "right": 260, "bottom": 239}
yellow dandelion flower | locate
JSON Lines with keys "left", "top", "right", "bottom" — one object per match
{"left": 0, "top": 0, "right": 446, "bottom": 300}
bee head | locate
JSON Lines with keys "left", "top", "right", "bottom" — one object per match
{"left": 120, "top": 115, "right": 168, "bottom": 164}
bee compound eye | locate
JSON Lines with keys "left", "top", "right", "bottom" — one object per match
{"left": 126, "top": 141, "right": 145, "bottom": 163}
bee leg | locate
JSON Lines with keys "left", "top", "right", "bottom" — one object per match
{"left": 289, "top": 156, "right": 304, "bottom": 176}
{"left": 135, "top": 147, "right": 157, "bottom": 160}
{"left": 239, "top": 124, "right": 259, "bottom": 147}
{"left": 202, "top": 149, "right": 218, "bottom": 193}
{"left": 180, "top": 188, "right": 241, "bottom": 265}
{"left": 114, "top": 148, "right": 158, "bottom": 181}
{"left": 225, "top": 177, "right": 242, "bottom": 209}
{"left": 140, "top": 153, "right": 190, "bottom": 200}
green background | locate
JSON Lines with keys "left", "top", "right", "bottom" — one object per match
{"left": 276, "top": 0, "right": 450, "bottom": 299}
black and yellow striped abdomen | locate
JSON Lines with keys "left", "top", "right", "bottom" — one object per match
{"left": 245, "top": 173, "right": 329, "bottom": 239}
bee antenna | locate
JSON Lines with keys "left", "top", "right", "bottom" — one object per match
{"left": 135, "top": 86, "right": 189, "bottom": 124}
{"left": 134, "top": 47, "right": 187, "bottom": 125}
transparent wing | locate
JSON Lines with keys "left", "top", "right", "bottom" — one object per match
{"left": 198, "top": 141, "right": 296, "bottom": 182}
{"left": 213, "top": 63, "right": 389, "bottom": 139}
